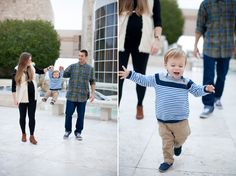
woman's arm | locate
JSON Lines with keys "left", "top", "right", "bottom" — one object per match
{"left": 153, "top": 0, "right": 162, "bottom": 24}
{"left": 153, "top": 0, "right": 162, "bottom": 38}
{"left": 34, "top": 66, "right": 48, "bottom": 74}
{"left": 11, "top": 69, "right": 18, "bottom": 105}
{"left": 151, "top": 0, "right": 162, "bottom": 55}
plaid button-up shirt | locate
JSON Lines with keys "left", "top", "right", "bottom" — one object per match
{"left": 196, "top": 0, "right": 236, "bottom": 58}
{"left": 63, "top": 62, "right": 95, "bottom": 102}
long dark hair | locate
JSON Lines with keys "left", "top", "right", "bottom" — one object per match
{"left": 15, "top": 52, "right": 33, "bottom": 85}
{"left": 119, "top": 0, "right": 150, "bottom": 16}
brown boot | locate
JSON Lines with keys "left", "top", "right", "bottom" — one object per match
{"left": 22, "top": 133, "right": 27, "bottom": 142}
{"left": 136, "top": 105, "right": 144, "bottom": 120}
{"left": 29, "top": 135, "right": 37, "bottom": 145}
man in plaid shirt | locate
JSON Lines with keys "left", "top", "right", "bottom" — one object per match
{"left": 63, "top": 50, "right": 96, "bottom": 140}
{"left": 194, "top": 0, "right": 236, "bottom": 118}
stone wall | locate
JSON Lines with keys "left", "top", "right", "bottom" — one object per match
{"left": 0, "top": 0, "right": 54, "bottom": 23}
{"left": 181, "top": 9, "right": 198, "bottom": 36}
{"left": 57, "top": 30, "right": 82, "bottom": 58}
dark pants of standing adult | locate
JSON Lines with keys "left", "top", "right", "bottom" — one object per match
{"left": 65, "top": 100, "right": 87, "bottom": 134}
{"left": 202, "top": 55, "right": 230, "bottom": 106}
{"left": 18, "top": 100, "right": 37, "bottom": 135}
{"left": 119, "top": 50, "right": 149, "bottom": 106}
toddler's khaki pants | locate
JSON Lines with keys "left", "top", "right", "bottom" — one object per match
{"left": 45, "top": 90, "right": 59, "bottom": 102}
{"left": 158, "top": 119, "right": 191, "bottom": 164}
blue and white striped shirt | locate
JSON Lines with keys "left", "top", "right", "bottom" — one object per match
{"left": 128, "top": 71, "right": 209, "bottom": 122}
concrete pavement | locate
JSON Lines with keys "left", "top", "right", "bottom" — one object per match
{"left": 119, "top": 63, "right": 236, "bottom": 176}
{"left": 0, "top": 106, "right": 117, "bottom": 176}
{"left": 1, "top": 57, "right": 236, "bottom": 176}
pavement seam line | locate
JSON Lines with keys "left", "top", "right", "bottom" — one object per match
{"left": 132, "top": 126, "right": 157, "bottom": 176}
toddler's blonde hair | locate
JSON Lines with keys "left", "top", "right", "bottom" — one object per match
{"left": 164, "top": 48, "right": 187, "bottom": 65}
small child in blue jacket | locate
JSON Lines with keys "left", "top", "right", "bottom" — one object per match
{"left": 42, "top": 66, "right": 64, "bottom": 105}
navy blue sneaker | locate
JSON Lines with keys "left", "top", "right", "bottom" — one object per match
{"left": 75, "top": 132, "right": 82, "bottom": 141}
{"left": 174, "top": 146, "right": 182, "bottom": 156}
{"left": 159, "top": 162, "right": 173, "bottom": 172}
{"left": 63, "top": 131, "right": 71, "bottom": 139}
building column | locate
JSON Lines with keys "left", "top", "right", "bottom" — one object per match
{"left": 82, "top": 0, "right": 95, "bottom": 65}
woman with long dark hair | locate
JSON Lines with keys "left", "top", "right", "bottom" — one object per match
{"left": 12, "top": 52, "right": 48, "bottom": 144}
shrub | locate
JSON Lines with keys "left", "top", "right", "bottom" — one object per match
{"left": 160, "top": 0, "right": 184, "bottom": 44}
{"left": 0, "top": 20, "right": 60, "bottom": 78}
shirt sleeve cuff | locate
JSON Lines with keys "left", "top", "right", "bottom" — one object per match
{"left": 127, "top": 71, "right": 132, "bottom": 79}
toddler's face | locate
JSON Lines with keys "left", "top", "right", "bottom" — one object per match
{"left": 165, "top": 56, "right": 186, "bottom": 79}
{"left": 52, "top": 72, "right": 59, "bottom": 78}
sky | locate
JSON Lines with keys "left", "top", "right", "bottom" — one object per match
{"left": 50, "top": 0, "right": 84, "bottom": 30}
{"left": 50, "top": 0, "right": 202, "bottom": 30}
{"left": 178, "top": 0, "right": 202, "bottom": 9}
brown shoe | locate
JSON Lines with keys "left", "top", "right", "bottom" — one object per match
{"left": 22, "top": 133, "right": 27, "bottom": 142}
{"left": 136, "top": 105, "right": 144, "bottom": 120}
{"left": 29, "top": 135, "right": 37, "bottom": 145}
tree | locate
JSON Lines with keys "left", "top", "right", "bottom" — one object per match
{"left": 0, "top": 20, "right": 60, "bottom": 78}
{"left": 160, "top": 0, "right": 184, "bottom": 44}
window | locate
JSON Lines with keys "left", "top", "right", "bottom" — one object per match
{"left": 106, "top": 50, "right": 113, "bottom": 61}
{"left": 106, "top": 26, "right": 114, "bottom": 37}
{"left": 106, "top": 38, "right": 113, "bottom": 48}
{"left": 106, "top": 15, "right": 114, "bottom": 26}
{"left": 107, "top": 3, "right": 114, "bottom": 15}
{"left": 105, "top": 61, "right": 113, "bottom": 72}
{"left": 94, "top": 2, "right": 117, "bottom": 84}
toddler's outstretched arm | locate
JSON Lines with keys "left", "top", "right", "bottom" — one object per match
{"left": 118, "top": 66, "right": 156, "bottom": 87}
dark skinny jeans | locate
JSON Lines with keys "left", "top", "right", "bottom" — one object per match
{"left": 18, "top": 100, "right": 37, "bottom": 135}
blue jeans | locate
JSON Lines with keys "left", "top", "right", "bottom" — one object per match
{"left": 65, "top": 100, "right": 87, "bottom": 134}
{"left": 202, "top": 55, "right": 230, "bottom": 106}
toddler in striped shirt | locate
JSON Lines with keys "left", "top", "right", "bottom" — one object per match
{"left": 118, "top": 48, "right": 215, "bottom": 172}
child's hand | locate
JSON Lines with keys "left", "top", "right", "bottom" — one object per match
{"left": 118, "top": 66, "right": 130, "bottom": 79}
{"left": 206, "top": 85, "right": 215, "bottom": 93}
{"left": 47, "top": 65, "right": 54, "bottom": 71}
{"left": 59, "top": 66, "right": 64, "bottom": 71}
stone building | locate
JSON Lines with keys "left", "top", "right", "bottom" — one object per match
{"left": 0, "top": 0, "right": 54, "bottom": 23}
{"left": 181, "top": 9, "right": 198, "bottom": 36}
{"left": 57, "top": 30, "right": 82, "bottom": 58}
{"left": 93, "top": 0, "right": 117, "bottom": 85}
{"left": 82, "top": 0, "right": 117, "bottom": 93}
